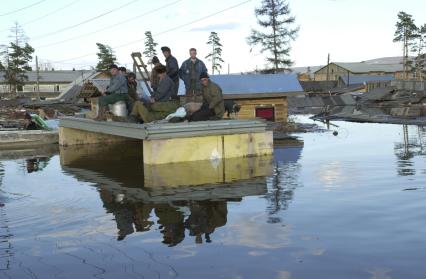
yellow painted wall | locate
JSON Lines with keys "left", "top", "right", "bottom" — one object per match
{"left": 229, "top": 98, "right": 288, "bottom": 122}
{"left": 143, "top": 131, "right": 273, "bottom": 165}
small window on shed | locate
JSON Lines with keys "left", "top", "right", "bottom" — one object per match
{"left": 17, "top": 85, "right": 23, "bottom": 92}
{"left": 255, "top": 107, "right": 275, "bottom": 121}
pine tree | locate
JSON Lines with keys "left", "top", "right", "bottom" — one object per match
{"left": 412, "top": 24, "right": 426, "bottom": 80}
{"left": 0, "top": 22, "right": 34, "bottom": 94}
{"left": 393, "top": 11, "right": 419, "bottom": 80}
{"left": 143, "top": 31, "right": 158, "bottom": 67}
{"left": 247, "top": 0, "right": 299, "bottom": 72}
{"left": 95, "top": 43, "right": 117, "bottom": 71}
{"left": 205, "top": 32, "right": 224, "bottom": 74}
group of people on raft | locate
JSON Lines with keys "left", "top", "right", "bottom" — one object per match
{"left": 96, "top": 46, "right": 224, "bottom": 123}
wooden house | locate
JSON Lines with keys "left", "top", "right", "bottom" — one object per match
{"left": 209, "top": 74, "right": 304, "bottom": 122}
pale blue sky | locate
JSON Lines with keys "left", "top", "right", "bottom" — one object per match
{"left": 0, "top": 0, "right": 424, "bottom": 72}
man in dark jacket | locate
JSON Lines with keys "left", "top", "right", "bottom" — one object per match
{"left": 161, "top": 46, "right": 179, "bottom": 100}
{"left": 179, "top": 48, "right": 207, "bottom": 96}
{"left": 130, "top": 65, "right": 179, "bottom": 123}
{"left": 189, "top": 72, "right": 224, "bottom": 121}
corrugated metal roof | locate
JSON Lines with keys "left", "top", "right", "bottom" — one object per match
{"left": 0, "top": 70, "right": 92, "bottom": 83}
{"left": 210, "top": 73, "right": 303, "bottom": 94}
{"left": 339, "top": 74, "right": 395, "bottom": 85}
{"left": 333, "top": 62, "right": 403, "bottom": 73}
{"left": 91, "top": 73, "right": 303, "bottom": 99}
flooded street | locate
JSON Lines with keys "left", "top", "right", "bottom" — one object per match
{"left": 0, "top": 117, "right": 426, "bottom": 279}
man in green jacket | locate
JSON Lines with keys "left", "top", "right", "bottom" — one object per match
{"left": 189, "top": 72, "right": 225, "bottom": 121}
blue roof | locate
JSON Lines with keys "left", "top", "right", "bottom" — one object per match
{"left": 339, "top": 75, "right": 395, "bottom": 85}
{"left": 138, "top": 73, "right": 303, "bottom": 99}
{"left": 210, "top": 73, "right": 303, "bottom": 94}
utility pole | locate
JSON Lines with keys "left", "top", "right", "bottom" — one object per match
{"left": 35, "top": 56, "right": 40, "bottom": 101}
{"left": 326, "top": 53, "right": 330, "bottom": 82}
{"left": 228, "top": 63, "right": 230, "bottom": 74}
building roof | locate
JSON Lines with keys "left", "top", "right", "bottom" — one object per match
{"left": 90, "top": 73, "right": 304, "bottom": 100}
{"left": 0, "top": 70, "right": 92, "bottom": 83}
{"left": 315, "top": 62, "right": 404, "bottom": 74}
{"left": 210, "top": 73, "right": 303, "bottom": 95}
{"left": 339, "top": 74, "right": 395, "bottom": 85}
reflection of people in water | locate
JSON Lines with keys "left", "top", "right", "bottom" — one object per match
{"left": 99, "top": 189, "right": 154, "bottom": 241}
{"left": 155, "top": 204, "right": 185, "bottom": 247}
{"left": 184, "top": 201, "right": 227, "bottom": 244}
{"left": 26, "top": 157, "right": 50, "bottom": 173}
{"left": 98, "top": 188, "right": 229, "bottom": 245}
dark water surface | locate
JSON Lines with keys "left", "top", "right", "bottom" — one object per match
{"left": 0, "top": 117, "right": 426, "bottom": 279}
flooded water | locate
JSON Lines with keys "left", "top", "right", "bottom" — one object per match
{"left": 0, "top": 117, "right": 426, "bottom": 278}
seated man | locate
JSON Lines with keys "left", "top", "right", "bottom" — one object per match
{"left": 96, "top": 64, "right": 129, "bottom": 120}
{"left": 24, "top": 113, "right": 40, "bottom": 130}
{"left": 189, "top": 72, "right": 224, "bottom": 121}
{"left": 127, "top": 72, "right": 139, "bottom": 103}
{"left": 130, "top": 65, "right": 179, "bottom": 123}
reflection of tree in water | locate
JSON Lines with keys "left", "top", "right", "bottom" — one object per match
{"left": 0, "top": 162, "right": 13, "bottom": 271}
{"left": 394, "top": 125, "right": 426, "bottom": 176}
{"left": 98, "top": 189, "right": 228, "bottom": 245}
{"left": 264, "top": 161, "right": 301, "bottom": 224}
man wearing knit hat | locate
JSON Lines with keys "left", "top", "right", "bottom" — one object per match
{"left": 189, "top": 72, "right": 224, "bottom": 121}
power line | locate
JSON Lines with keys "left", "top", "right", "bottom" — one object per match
{"left": 23, "top": 0, "right": 80, "bottom": 26}
{"left": 34, "top": 0, "right": 183, "bottom": 49}
{"left": 52, "top": 0, "right": 251, "bottom": 64}
{"left": 0, "top": 0, "right": 48, "bottom": 17}
{"left": 31, "top": 0, "right": 139, "bottom": 41}
{"left": 0, "top": 0, "right": 80, "bottom": 33}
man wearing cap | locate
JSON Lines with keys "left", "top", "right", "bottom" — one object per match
{"left": 150, "top": 56, "right": 163, "bottom": 91}
{"left": 189, "top": 72, "right": 224, "bottom": 121}
{"left": 130, "top": 65, "right": 179, "bottom": 123}
{"left": 96, "top": 64, "right": 129, "bottom": 120}
{"left": 179, "top": 48, "right": 207, "bottom": 97}
{"left": 161, "top": 46, "right": 179, "bottom": 99}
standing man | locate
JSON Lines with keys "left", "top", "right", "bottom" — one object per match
{"left": 150, "top": 56, "right": 163, "bottom": 91}
{"left": 96, "top": 64, "right": 129, "bottom": 120}
{"left": 189, "top": 72, "right": 224, "bottom": 121}
{"left": 161, "top": 46, "right": 179, "bottom": 100}
{"left": 179, "top": 48, "right": 207, "bottom": 96}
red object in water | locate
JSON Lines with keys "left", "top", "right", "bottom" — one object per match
{"left": 255, "top": 107, "right": 275, "bottom": 121}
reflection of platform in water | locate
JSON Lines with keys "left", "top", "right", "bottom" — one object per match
{"left": 60, "top": 142, "right": 271, "bottom": 202}
{"left": 0, "top": 144, "right": 59, "bottom": 160}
